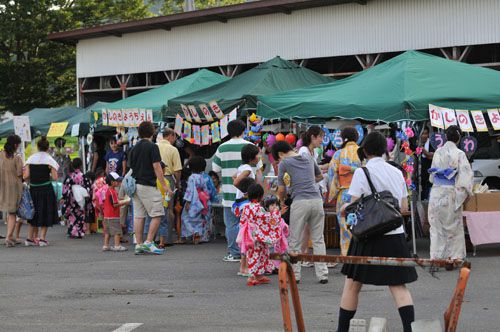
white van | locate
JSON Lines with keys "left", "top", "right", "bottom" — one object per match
{"left": 471, "top": 134, "right": 500, "bottom": 189}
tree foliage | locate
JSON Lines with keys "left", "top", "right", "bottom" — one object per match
{"left": 0, "top": 0, "right": 152, "bottom": 114}
{"left": 161, "top": 0, "right": 245, "bottom": 15}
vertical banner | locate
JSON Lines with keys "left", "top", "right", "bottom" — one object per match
{"left": 13, "top": 116, "right": 31, "bottom": 142}
{"left": 187, "top": 105, "right": 202, "bottom": 123}
{"left": 228, "top": 108, "right": 238, "bottom": 121}
{"left": 193, "top": 125, "right": 201, "bottom": 145}
{"left": 201, "top": 125, "right": 210, "bottom": 145}
{"left": 139, "top": 109, "right": 146, "bottom": 123}
{"left": 209, "top": 100, "right": 225, "bottom": 119}
{"left": 220, "top": 115, "right": 229, "bottom": 139}
{"left": 428, "top": 104, "right": 444, "bottom": 129}
{"left": 183, "top": 121, "right": 192, "bottom": 140}
{"left": 199, "top": 104, "right": 214, "bottom": 122}
{"left": 441, "top": 107, "right": 457, "bottom": 129}
{"left": 116, "top": 110, "right": 123, "bottom": 126}
{"left": 487, "top": 109, "right": 500, "bottom": 130}
{"left": 470, "top": 110, "right": 488, "bottom": 132}
{"left": 122, "top": 109, "right": 131, "bottom": 127}
{"left": 180, "top": 104, "right": 192, "bottom": 122}
{"left": 455, "top": 110, "right": 473, "bottom": 132}
{"left": 108, "top": 110, "right": 117, "bottom": 126}
{"left": 211, "top": 122, "right": 221, "bottom": 143}
{"left": 146, "top": 109, "right": 153, "bottom": 122}
{"left": 174, "top": 114, "right": 184, "bottom": 136}
{"left": 101, "top": 109, "right": 108, "bottom": 126}
{"left": 133, "top": 109, "right": 140, "bottom": 125}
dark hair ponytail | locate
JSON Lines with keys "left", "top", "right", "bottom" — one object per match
{"left": 445, "top": 125, "right": 462, "bottom": 143}
{"left": 4, "top": 134, "right": 21, "bottom": 158}
{"left": 302, "top": 125, "right": 322, "bottom": 147}
{"left": 70, "top": 158, "right": 83, "bottom": 173}
{"left": 37, "top": 136, "right": 50, "bottom": 152}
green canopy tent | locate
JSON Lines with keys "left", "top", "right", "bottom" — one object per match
{"left": 0, "top": 106, "right": 83, "bottom": 138}
{"left": 257, "top": 51, "right": 500, "bottom": 122}
{"left": 167, "top": 56, "right": 332, "bottom": 120}
{"left": 90, "top": 69, "right": 229, "bottom": 126}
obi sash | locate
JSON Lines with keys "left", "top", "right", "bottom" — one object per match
{"left": 338, "top": 164, "right": 355, "bottom": 188}
{"left": 429, "top": 167, "right": 457, "bottom": 186}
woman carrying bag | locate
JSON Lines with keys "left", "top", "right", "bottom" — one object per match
{"left": 336, "top": 132, "right": 417, "bottom": 332}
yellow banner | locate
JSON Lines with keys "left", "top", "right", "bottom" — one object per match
{"left": 47, "top": 122, "right": 69, "bottom": 137}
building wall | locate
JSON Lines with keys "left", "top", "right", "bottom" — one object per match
{"left": 76, "top": 0, "right": 500, "bottom": 78}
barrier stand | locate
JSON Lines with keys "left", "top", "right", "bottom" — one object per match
{"left": 270, "top": 253, "right": 471, "bottom": 332}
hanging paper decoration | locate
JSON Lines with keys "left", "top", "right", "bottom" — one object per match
{"left": 441, "top": 107, "right": 457, "bottom": 129}
{"left": 211, "top": 122, "right": 221, "bottom": 143}
{"left": 266, "top": 134, "right": 276, "bottom": 147}
{"left": 229, "top": 108, "right": 238, "bottom": 121}
{"left": 183, "top": 121, "right": 192, "bottom": 141}
{"left": 201, "top": 125, "right": 210, "bottom": 145}
{"left": 470, "top": 110, "right": 488, "bottom": 132}
{"left": 355, "top": 124, "right": 364, "bottom": 145}
{"left": 199, "top": 104, "right": 214, "bottom": 122}
{"left": 321, "top": 128, "right": 330, "bottom": 147}
{"left": 180, "top": 104, "right": 193, "bottom": 122}
{"left": 209, "top": 100, "right": 225, "bottom": 119}
{"left": 487, "top": 109, "right": 500, "bottom": 131}
{"left": 146, "top": 109, "right": 153, "bottom": 122}
{"left": 193, "top": 125, "right": 201, "bottom": 145}
{"left": 174, "top": 114, "right": 183, "bottom": 136}
{"left": 460, "top": 136, "right": 478, "bottom": 158}
{"left": 295, "top": 138, "right": 303, "bottom": 149}
{"left": 138, "top": 109, "right": 146, "bottom": 123}
{"left": 428, "top": 104, "right": 444, "bottom": 129}
{"left": 456, "top": 110, "right": 473, "bottom": 132}
{"left": 331, "top": 129, "right": 343, "bottom": 149}
{"left": 430, "top": 133, "right": 447, "bottom": 150}
{"left": 101, "top": 110, "right": 108, "bottom": 126}
{"left": 220, "top": 115, "right": 229, "bottom": 139}
{"left": 276, "top": 133, "right": 285, "bottom": 141}
{"left": 285, "top": 133, "right": 296, "bottom": 145}
{"left": 188, "top": 105, "right": 202, "bottom": 123}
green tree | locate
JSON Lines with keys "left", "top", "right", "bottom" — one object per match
{"left": 161, "top": 0, "right": 246, "bottom": 15}
{"left": 0, "top": 0, "right": 152, "bottom": 114}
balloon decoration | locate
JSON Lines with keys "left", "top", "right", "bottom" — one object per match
{"left": 266, "top": 134, "right": 276, "bottom": 147}
{"left": 245, "top": 113, "right": 264, "bottom": 143}
{"left": 296, "top": 138, "right": 303, "bottom": 149}
{"left": 330, "top": 129, "right": 343, "bottom": 149}
{"left": 276, "top": 133, "right": 285, "bottom": 141}
{"left": 355, "top": 124, "right": 364, "bottom": 145}
{"left": 322, "top": 127, "right": 331, "bottom": 147}
{"left": 285, "top": 133, "right": 296, "bottom": 145}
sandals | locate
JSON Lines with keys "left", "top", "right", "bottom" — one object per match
{"left": 246, "top": 276, "right": 271, "bottom": 286}
{"left": 5, "top": 240, "right": 16, "bottom": 247}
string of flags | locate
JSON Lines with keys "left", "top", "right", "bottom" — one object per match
{"left": 175, "top": 101, "right": 238, "bottom": 145}
{"left": 429, "top": 104, "right": 500, "bottom": 132}
{"left": 100, "top": 109, "right": 154, "bottom": 127}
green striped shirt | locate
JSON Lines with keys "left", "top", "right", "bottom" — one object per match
{"left": 212, "top": 138, "right": 262, "bottom": 207}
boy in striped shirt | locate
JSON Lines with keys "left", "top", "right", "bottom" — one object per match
{"left": 212, "top": 119, "right": 262, "bottom": 262}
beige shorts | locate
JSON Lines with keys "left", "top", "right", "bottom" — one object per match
{"left": 133, "top": 184, "right": 165, "bottom": 219}
{"left": 103, "top": 218, "right": 122, "bottom": 236}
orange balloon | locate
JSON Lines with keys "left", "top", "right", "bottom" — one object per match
{"left": 285, "top": 133, "right": 296, "bottom": 145}
{"left": 276, "top": 133, "right": 285, "bottom": 141}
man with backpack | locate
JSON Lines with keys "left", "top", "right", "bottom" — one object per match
{"left": 128, "top": 121, "right": 172, "bottom": 255}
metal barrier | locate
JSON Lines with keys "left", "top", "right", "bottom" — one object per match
{"left": 270, "top": 253, "right": 471, "bottom": 332}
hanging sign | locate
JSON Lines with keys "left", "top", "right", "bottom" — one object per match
{"left": 220, "top": 115, "right": 229, "bottom": 139}
{"left": 201, "top": 125, "right": 210, "bottom": 145}
{"left": 456, "top": 110, "right": 473, "bottom": 132}
{"left": 71, "top": 124, "right": 80, "bottom": 137}
{"left": 487, "top": 109, "right": 500, "bottom": 131}
{"left": 460, "top": 136, "right": 478, "bottom": 158}
{"left": 138, "top": 109, "right": 146, "bottom": 123}
{"left": 188, "top": 105, "right": 202, "bottom": 123}
{"left": 146, "top": 109, "right": 153, "bottom": 123}
{"left": 430, "top": 132, "right": 447, "bottom": 150}
{"left": 183, "top": 121, "right": 192, "bottom": 140}
{"left": 228, "top": 108, "right": 238, "bottom": 122}
{"left": 354, "top": 124, "right": 364, "bottom": 145}
{"left": 116, "top": 110, "right": 123, "bottom": 126}
{"left": 199, "top": 104, "right": 214, "bottom": 122}
{"left": 47, "top": 122, "right": 69, "bottom": 138}
{"left": 470, "top": 110, "right": 488, "bottom": 132}
{"left": 321, "top": 127, "right": 330, "bottom": 147}
{"left": 208, "top": 100, "right": 225, "bottom": 119}
{"left": 13, "top": 116, "right": 31, "bottom": 142}
{"left": 101, "top": 110, "right": 108, "bottom": 126}
{"left": 428, "top": 104, "right": 444, "bottom": 129}
{"left": 330, "top": 129, "right": 343, "bottom": 149}
{"left": 193, "top": 125, "right": 201, "bottom": 145}
{"left": 441, "top": 107, "right": 457, "bottom": 129}
{"left": 211, "top": 121, "right": 221, "bottom": 143}
{"left": 174, "top": 114, "right": 184, "bottom": 136}
{"left": 180, "top": 104, "right": 192, "bottom": 122}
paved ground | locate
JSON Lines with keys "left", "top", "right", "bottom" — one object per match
{"left": 0, "top": 224, "right": 499, "bottom": 332}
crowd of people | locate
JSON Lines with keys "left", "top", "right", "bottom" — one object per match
{"left": 0, "top": 117, "right": 474, "bottom": 331}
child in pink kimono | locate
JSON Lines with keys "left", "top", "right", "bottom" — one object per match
{"left": 237, "top": 184, "right": 281, "bottom": 286}
{"left": 263, "top": 195, "right": 289, "bottom": 269}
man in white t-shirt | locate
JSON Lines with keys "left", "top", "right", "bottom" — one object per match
{"left": 233, "top": 144, "right": 260, "bottom": 200}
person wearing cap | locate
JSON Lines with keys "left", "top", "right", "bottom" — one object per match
{"left": 157, "top": 128, "right": 182, "bottom": 244}
{"left": 128, "top": 121, "right": 172, "bottom": 255}
{"left": 102, "top": 172, "right": 130, "bottom": 252}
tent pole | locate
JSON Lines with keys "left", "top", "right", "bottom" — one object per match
{"left": 410, "top": 191, "right": 417, "bottom": 255}
{"left": 80, "top": 136, "right": 87, "bottom": 174}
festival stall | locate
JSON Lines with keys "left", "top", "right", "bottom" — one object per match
{"left": 257, "top": 50, "right": 500, "bottom": 253}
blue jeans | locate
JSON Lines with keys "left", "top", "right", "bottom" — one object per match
{"left": 144, "top": 207, "right": 169, "bottom": 239}
{"left": 223, "top": 207, "right": 240, "bottom": 258}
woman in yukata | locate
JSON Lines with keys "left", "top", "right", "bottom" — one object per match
{"left": 428, "top": 125, "right": 473, "bottom": 264}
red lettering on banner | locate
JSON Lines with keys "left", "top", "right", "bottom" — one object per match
{"left": 491, "top": 113, "right": 500, "bottom": 124}
{"left": 458, "top": 114, "right": 468, "bottom": 124}
{"left": 445, "top": 112, "right": 454, "bottom": 123}
{"left": 474, "top": 114, "right": 485, "bottom": 124}
{"left": 431, "top": 109, "right": 439, "bottom": 120}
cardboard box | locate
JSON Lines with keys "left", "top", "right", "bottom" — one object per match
{"left": 464, "top": 192, "right": 500, "bottom": 212}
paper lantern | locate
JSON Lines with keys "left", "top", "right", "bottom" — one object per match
{"left": 276, "top": 133, "right": 285, "bottom": 141}
{"left": 296, "top": 138, "right": 303, "bottom": 148}
{"left": 266, "top": 134, "right": 276, "bottom": 147}
{"left": 285, "top": 133, "right": 296, "bottom": 145}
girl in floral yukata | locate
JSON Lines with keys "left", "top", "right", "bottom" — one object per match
{"left": 62, "top": 158, "right": 93, "bottom": 239}
{"left": 238, "top": 184, "right": 282, "bottom": 286}
{"left": 263, "top": 195, "right": 289, "bottom": 269}
{"left": 181, "top": 156, "right": 218, "bottom": 244}
{"left": 328, "top": 127, "right": 361, "bottom": 255}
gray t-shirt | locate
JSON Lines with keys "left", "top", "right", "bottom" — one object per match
{"left": 277, "top": 155, "right": 322, "bottom": 201}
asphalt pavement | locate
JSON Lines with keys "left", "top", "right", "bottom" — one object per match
{"left": 0, "top": 223, "right": 499, "bottom": 332}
